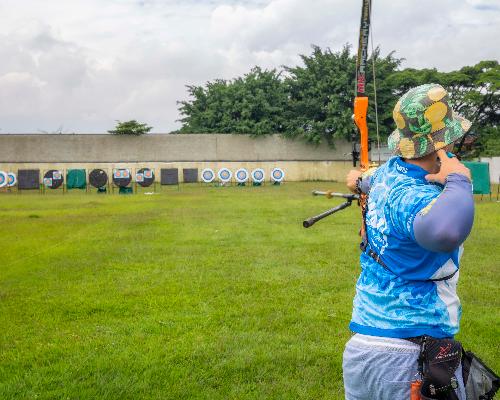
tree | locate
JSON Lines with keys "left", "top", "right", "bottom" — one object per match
{"left": 282, "top": 45, "right": 355, "bottom": 145}
{"left": 178, "top": 46, "right": 401, "bottom": 145}
{"left": 177, "top": 46, "right": 499, "bottom": 155}
{"left": 178, "top": 67, "right": 287, "bottom": 135}
{"left": 283, "top": 45, "right": 401, "bottom": 145}
{"left": 108, "top": 120, "right": 153, "bottom": 135}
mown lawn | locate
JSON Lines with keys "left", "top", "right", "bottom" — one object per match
{"left": 0, "top": 182, "right": 498, "bottom": 399}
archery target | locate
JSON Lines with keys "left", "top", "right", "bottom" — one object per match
{"left": 7, "top": 172, "right": 17, "bottom": 187}
{"left": 183, "top": 168, "right": 198, "bottom": 183}
{"left": 136, "top": 168, "right": 154, "bottom": 187}
{"left": 0, "top": 171, "right": 7, "bottom": 188}
{"left": 89, "top": 169, "right": 108, "bottom": 188}
{"left": 43, "top": 170, "right": 64, "bottom": 189}
{"left": 161, "top": 169, "right": 179, "bottom": 185}
{"left": 218, "top": 168, "right": 232, "bottom": 183}
{"left": 18, "top": 169, "right": 40, "bottom": 189}
{"left": 113, "top": 168, "right": 132, "bottom": 187}
{"left": 201, "top": 168, "right": 215, "bottom": 183}
{"left": 251, "top": 168, "right": 265, "bottom": 183}
{"left": 235, "top": 168, "right": 249, "bottom": 183}
{"left": 271, "top": 167, "right": 285, "bottom": 183}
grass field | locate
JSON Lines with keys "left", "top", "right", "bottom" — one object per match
{"left": 1, "top": 183, "right": 499, "bottom": 399}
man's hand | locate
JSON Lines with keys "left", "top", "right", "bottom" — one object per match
{"left": 425, "top": 149, "right": 471, "bottom": 184}
{"left": 346, "top": 169, "right": 362, "bottom": 193}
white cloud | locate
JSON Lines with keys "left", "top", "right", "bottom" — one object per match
{"left": 0, "top": 0, "right": 498, "bottom": 133}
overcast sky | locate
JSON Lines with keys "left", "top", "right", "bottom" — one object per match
{"left": 1, "top": 0, "right": 499, "bottom": 133}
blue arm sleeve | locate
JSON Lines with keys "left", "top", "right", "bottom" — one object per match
{"left": 359, "top": 175, "right": 372, "bottom": 194}
{"left": 413, "top": 173, "right": 474, "bottom": 253}
{"left": 358, "top": 168, "right": 378, "bottom": 194}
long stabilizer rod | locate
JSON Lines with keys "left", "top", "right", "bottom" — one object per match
{"left": 303, "top": 200, "right": 354, "bottom": 228}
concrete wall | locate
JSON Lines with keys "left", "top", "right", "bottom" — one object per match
{"left": 0, "top": 134, "right": 356, "bottom": 182}
{"left": 0, "top": 134, "right": 351, "bottom": 162}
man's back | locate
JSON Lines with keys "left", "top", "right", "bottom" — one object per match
{"left": 350, "top": 156, "right": 462, "bottom": 339}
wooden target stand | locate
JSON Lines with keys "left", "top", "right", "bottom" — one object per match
{"left": 217, "top": 168, "right": 233, "bottom": 187}
{"left": 134, "top": 167, "right": 157, "bottom": 193}
{"left": 235, "top": 168, "right": 250, "bottom": 187}
{"left": 87, "top": 168, "right": 111, "bottom": 194}
{"left": 16, "top": 169, "right": 42, "bottom": 194}
{"left": 42, "top": 169, "right": 66, "bottom": 195}
{"left": 159, "top": 168, "right": 180, "bottom": 192}
{"left": 111, "top": 168, "right": 133, "bottom": 194}
{"left": 270, "top": 167, "right": 286, "bottom": 187}
{"left": 200, "top": 168, "right": 217, "bottom": 187}
{"left": 251, "top": 168, "right": 266, "bottom": 187}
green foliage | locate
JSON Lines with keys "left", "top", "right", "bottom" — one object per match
{"left": 0, "top": 183, "right": 498, "bottom": 399}
{"left": 108, "top": 120, "right": 153, "bottom": 136}
{"left": 472, "top": 126, "right": 500, "bottom": 158}
{"left": 282, "top": 45, "right": 356, "bottom": 144}
{"left": 178, "top": 67, "right": 287, "bottom": 135}
{"left": 283, "top": 45, "right": 402, "bottom": 145}
{"left": 178, "top": 47, "right": 499, "bottom": 155}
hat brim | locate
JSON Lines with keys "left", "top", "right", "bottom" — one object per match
{"left": 388, "top": 112, "right": 472, "bottom": 159}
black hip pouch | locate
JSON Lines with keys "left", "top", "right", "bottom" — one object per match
{"left": 413, "top": 336, "right": 499, "bottom": 400}
{"left": 418, "top": 337, "right": 462, "bottom": 400}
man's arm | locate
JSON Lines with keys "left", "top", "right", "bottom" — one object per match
{"left": 346, "top": 168, "right": 377, "bottom": 194}
{"left": 413, "top": 151, "right": 474, "bottom": 253}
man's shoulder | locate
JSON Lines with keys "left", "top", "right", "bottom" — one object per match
{"left": 379, "top": 158, "right": 441, "bottom": 196}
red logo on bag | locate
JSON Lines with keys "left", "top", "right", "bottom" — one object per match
{"left": 437, "top": 344, "right": 452, "bottom": 359}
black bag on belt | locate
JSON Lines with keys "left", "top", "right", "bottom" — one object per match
{"left": 417, "top": 337, "right": 462, "bottom": 400}
{"left": 412, "top": 336, "right": 499, "bottom": 400}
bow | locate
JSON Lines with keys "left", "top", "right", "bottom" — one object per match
{"left": 303, "top": 0, "right": 373, "bottom": 228}
{"left": 352, "top": 0, "right": 371, "bottom": 171}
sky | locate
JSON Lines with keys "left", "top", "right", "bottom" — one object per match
{"left": 0, "top": 0, "right": 499, "bottom": 133}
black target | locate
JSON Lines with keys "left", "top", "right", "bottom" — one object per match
{"left": 136, "top": 168, "right": 155, "bottom": 187}
{"left": 183, "top": 168, "right": 198, "bottom": 183}
{"left": 112, "top": 169, "right": 132, "bottom": 187}
{"left": 18, "top": 169, "right": 40, "bottom": 190}
{"left": 161, "top": 168, "right": 179, "bottom": 185}
{"left": 43, "top": 170, "right": 64, "bottom": 189}
{"left": 89, "top": 169, "right": 108, "bottom": 188}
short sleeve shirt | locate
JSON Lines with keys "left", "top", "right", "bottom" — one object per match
{"left": 350, "top": 157, "right": 462, "bottom": 339}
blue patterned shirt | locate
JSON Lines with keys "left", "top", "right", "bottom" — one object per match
{"left": 350, "top": 157, "right": 462, "bottom": 339}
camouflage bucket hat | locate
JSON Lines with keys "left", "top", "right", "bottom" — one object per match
{"left": 387, "top": 83, "right": 471, "bottom": 159}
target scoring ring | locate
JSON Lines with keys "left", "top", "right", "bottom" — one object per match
{"left": 251, "top": 168, "right": 265, "bottom": 183}
{"left": 235, "top": 168, "right": 249, "bottom": 183}
{"left": 201, "top": 168, "right": 215, "bottom": 183}
{"left": 218, "top": 168, "right": 232, "bottom": 183}
{"left": 7, "top": 172, "right": 17, "bottom": 187}
{"left": 0, "top": 171, "right": 7, "bottom": 188}
{"left": 271, "top": 167, "right": 285, "bottom": 182}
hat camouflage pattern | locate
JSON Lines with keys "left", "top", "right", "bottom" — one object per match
{"left": 388, "top": 83, "right": 471, "bottom": 159}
